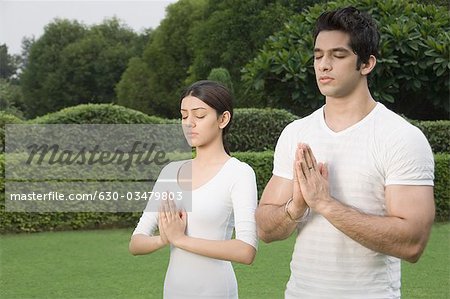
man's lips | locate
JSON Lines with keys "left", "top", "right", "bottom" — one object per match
{"left": 319, "top": 76, "right": 334, "bottom": 83}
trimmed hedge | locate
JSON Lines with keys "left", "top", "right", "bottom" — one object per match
{"left": 0, "top": 111, "right": 24, "bottom": 153}
{"left": 229, "top": 109, "right": 448, "bottom": 153}
{"left": 1, "top": 152, "right": 448, "bottom": 233}
{"left": 233, "top": 151, "right": 274, "bottom": 196}
{"left": 2, "top": 105, "right": 447, "bottom": 154}
{"left": 28, "top": 103, "right": 177, "bottom": 124}
{"left": 228, "top": 108, "right": 298, "bottom": 152}
{"left": 434, "top": 153, "right": 450, "bottom": 221}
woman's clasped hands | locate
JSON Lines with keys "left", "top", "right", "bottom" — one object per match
{"left": 158, "top": 194, "right": 187, "bottom": 247}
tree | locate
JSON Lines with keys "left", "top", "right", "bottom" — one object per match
{"left": 18, "top": 36, "right": 35, "bottom": 73}
{"left": 187, "top": 0, "right": 299, "bottom": 102}
{"left": 116, "top": 0, "right": 208, "bottom": 118}
{"left": 20, "top": 19, "right": 87, "bottom": 117}
{"left": 242, "top": 0, "right": 450, "bottom": 119}
{"left": 207, "top": 67, "right": 234, "bottom": 94}
{"left": 0, "top": 79, "right": 24, "bottom": 118}
{"left": 20, "top": 18, "right": 143, "bottom": 118}
{"left": 115, "top": 57, "right": 154, "bottom": 114}
{"left": 0, "top": 44, "right": 19, "bottom": 80}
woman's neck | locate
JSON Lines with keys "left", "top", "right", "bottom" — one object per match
{"left": 193, "top": 139, "right": 230, "bottom": 166}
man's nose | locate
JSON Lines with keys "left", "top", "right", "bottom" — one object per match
{"left": 319, "top": 56, "right": 332, "bottom": 72}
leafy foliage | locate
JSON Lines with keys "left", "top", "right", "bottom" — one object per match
{"left": 116, "top": 0, "right": 324, "bottom": 117}
{"left": 242, "top": 0, "right": 450, "bottom": 119}
{"left": 434, "top": 154, "right": 450, "bottom": 221}
{"left": 28, "top": 103, "right": 172, "bottom": 125}
{"left": 207, "top": 68, "right": 234, "bottom": 94}
{"left": 228, "top": 108, "right": 298, "bottom": 152}
{"left": 0, "top": 111, "right": 23, "bottom": 153}
{"left": 20, "top": 18, "right": 143, "bottom": 118}
{"left": 0, "top": 44, "right": 20, "bottom": 80}
{"left": 0, "top": 79, "right": 25, "bottom": 118}
{"left": 116, "top": 0, "right": 207, "bottom": 118}
{"left": 115, "top": 57, "right": 154, "bottom": 114}
{"left": 188, "top": 0, "right": 298, "bottom": 101}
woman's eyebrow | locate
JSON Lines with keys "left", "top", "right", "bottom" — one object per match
{"left": 181, "top": 107, "right": 207, "bottom": 111}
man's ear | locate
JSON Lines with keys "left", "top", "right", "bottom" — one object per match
{"left": 218, "top": 111, "right": 231, "bottom": 129}
{"left": 361, "top": 55, "right": 377, "bottom": 76}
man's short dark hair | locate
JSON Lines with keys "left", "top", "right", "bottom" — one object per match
{"left": 314, "top": 6, "right": 380, "bottom": 69}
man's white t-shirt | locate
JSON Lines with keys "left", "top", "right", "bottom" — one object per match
{"left": 273, "top": 103, "right": 434, "bottom": 299}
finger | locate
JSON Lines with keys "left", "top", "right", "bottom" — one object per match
{"left": 158, "top": 216, "right": 165, "bottom": 231}
{"left": 300, "top": 159, "right": 310, "bottom": 179}
{"left": 296, "top": 144, "right": 302, "bottom": 162}
{"left": 161, "top": 200, "right": 170, "bottom": 220}
{"left": 299, "top": 148, "right": 311, "bottom": 178}
{"left": 295, "top": 160, "right": 306, "bottom": 183}
{"left": 302, "top": 144, "right": 315, "bottom": 171}
{"left": 163, "top": 191, "right": 174, "bottom": 217}
{"left": 168, "top": 197, "right": 178, "bottom": 218}
{"left": 306, "top": 145, "right": 318, "bottom": 170}
{"left": 321, "top": 162, "right": 329, "bottom": 179}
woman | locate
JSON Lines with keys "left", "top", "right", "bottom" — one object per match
{"left": 129, "top": 80, "right": 258, "bottom": 299}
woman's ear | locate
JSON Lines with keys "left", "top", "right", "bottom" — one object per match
{"left": 361, "top": 55, "right": 377, "bottom": 76}
{"left": 218, "top": 111, "right": 231, "bottom": 129}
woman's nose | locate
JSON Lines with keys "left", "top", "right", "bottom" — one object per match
{"left": 184, "top": 116, "right": 195, "bottom": 127}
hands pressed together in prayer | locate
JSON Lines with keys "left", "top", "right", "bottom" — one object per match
{"left": 292, "top": 143, "right": 331, "bottom": 214}
{"left": 158, "top": 197, "right": 187, "bottom": 247}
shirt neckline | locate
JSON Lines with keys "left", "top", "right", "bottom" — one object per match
{"left": 176, "top": 157, "right": 235, "bottom": 192}
{"left": 319, "top": 102, "right": 382, "bottom": 136}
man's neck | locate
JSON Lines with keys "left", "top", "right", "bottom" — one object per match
{"left": 324, "top": 93, "right": 377, "bottom": 133}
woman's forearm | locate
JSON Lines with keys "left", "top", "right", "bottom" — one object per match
{"left": 173, "top": 237, "right": 256, "bottom": 265}
{"left": 129, "top": 234, "right": 167, "bottom": 255}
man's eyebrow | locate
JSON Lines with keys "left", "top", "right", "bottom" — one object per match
{"left": 313, "top": 47, "right": 352, "bottom": 53}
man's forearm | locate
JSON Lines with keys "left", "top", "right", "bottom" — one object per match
{"left": 320, "top": 199, "right": 432, "bottom": 263}
{"left": 256, "top": 204, "right": 301, "bottom": 243}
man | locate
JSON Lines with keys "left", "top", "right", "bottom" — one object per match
{"left": 256, "top": 6, "right": 435, "bottom": 299}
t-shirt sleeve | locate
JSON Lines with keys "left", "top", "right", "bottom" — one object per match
{"left": 273, "top": 123, "right": 296, "bottom": 179}
{"left": 231, "top": 163, "right": 258, "bottom": 250}
{"left": 132, "top": 211, "right": 158, "bottom": 236}
{"left": 384, "top": 125, "right": 434, "bottom": 186}
{"left": 131, "top": 162, "right": 176, "bottom": 236}
{"left": 132, "top": 179, "right": 162, "bottom": 236}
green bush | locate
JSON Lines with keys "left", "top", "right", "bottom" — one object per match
{"left": 28, "top": 103, "right": 177, "bottom": 124}
{"left": 0, "top": 111, "right": 23, "bottom": 153}
{"left": 2, "top": 151, "right": 448, "bottom": 233}
{"left": 242, "top": 0, "right": 450, "bottom": 119}
{"left": 233, "top": 151, "right": 274, "bottom": 197}
{"left": 207, "top": 68, "right": 234, "bottom": 94}
{"left": 434, "top": 153, "right": 450, "bottom": 221}
{"left": 228, "top": 108, "right": 298, "bottom": 152}
{"left": 410, "top": 120, "right": 450, "bottom": 153}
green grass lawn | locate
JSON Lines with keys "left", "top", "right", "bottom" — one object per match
{"left": 1, "top": 223, "right": 449, "bottom": 299}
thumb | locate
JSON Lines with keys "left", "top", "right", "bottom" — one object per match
{"left": 292, "top": 160, "right": 298, "bottom": 182}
